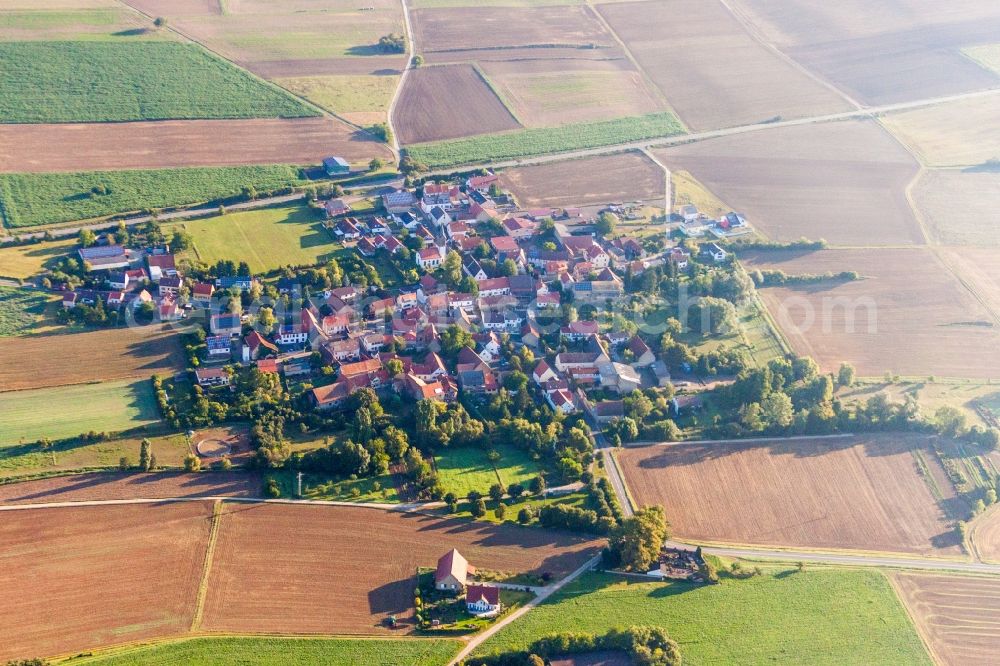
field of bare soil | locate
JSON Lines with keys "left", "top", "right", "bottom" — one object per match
{"left": 0, "top": 502, "right": 212, "bottom": 662}
{"left": 891, "top": 572, "right": 1000, "bottom": 665}
{"left": 0, "top": 472, "right": 262, "bottom": 504}
{"left": 654, "top": 119, "right": 923, "bottom": 246}
{"left": 938, "top": 247, "right": 1000, "bottom": 320}
{"left": 500, "top": 152, "right": 664, "bottom": 208}
{"left": 971, "top": 505, "right": 1000, "bottom": 563}
{"left": 201, "top": 503, "right": 604, "bottom": 634}
{"left": 0, "top": 118, "right": 391, "bottom": 173}
{"left": 393, "top": 64, "right": 520, "bottom": 144}
{"left": 912, "top": 171, "right": 1000, "bottom": 246}
{"left": 0, "top": 326, "right": 184, "bottom": 392}
{"left": 742, "top": 248, "right": 1000, "bottom": 379}
{"left": 617, "top": 434, "right": 963, "bottom": 555}
{"left": 881, "top": 95, "right": 1000, "bottom": 168}
{"left": 597, "top": 0, "right": 851, "bottom": 132}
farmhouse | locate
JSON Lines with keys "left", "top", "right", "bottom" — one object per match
{"left": 465, "top": 584, "right": 501, "bottom": 616}
{"left": 195, "top": 367, "right": 230, "bottom": 387}
{"left": 325, "top": 198, "right": 351, "bottom": 218}
{"left": 435, "top": 549, "right": 472, "bottom": 593}
{"left": 79, "top": 245, "right": 132, "bottom": 271}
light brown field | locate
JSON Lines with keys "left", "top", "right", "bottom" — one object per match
{"left": 938, "top": 247, "right": 1000, "bottom": 318}
{"left": 201, "top": 503, "right": 604, "bottom": 634}
{"left": 891, "top": 572, "right": 1000, "bottom": 665}
{"left": 0, "top": 4, "right": 151, "bottom": 40}
{"left": 500, "top": 152, "right": 664, "bottom": 208}
{"left": 0, "top": 502, "right": 212, "bottom": 662}
{"left": 0, "top": 471, "right": 262, "bottom": 504}
{"left": 742, "top": 248, "right": 1000, "bottom": 380}
{"left": 672, "top": 170, "right": 732, "bottom": 218}
{"left": 597, "top": 0, "right": 851, "bottom": 132}
{"left": 654, "top": 119, "right": 924, "bottom": 245}
{"left": 479, "top": 58, "right": 664, "bottom": 127}
{"left": 972, "top": 505, "right": 1000, "bottom": 562}
{"left": 394, "top": 64, "right": 521, "bottom": 144}
{"left": 0, "top": 325, "right": 184, "bottom": 392}
{"left": 420, "top": 46, "right": 627, "bottom": 66}
{"left": 731, "top": 0, "right": 1000, "bottom": 105}
{"left": 0, "top": 117, "right": 391, "bottom": 173}
{"left": 618, "top": 434, "right": 962, "bottom": 555}
{"left": 881, "top": 96, "right": 1000, "bottom": 168}
{"left": 912, "top": 170, "right": 1000, "bottom": 246}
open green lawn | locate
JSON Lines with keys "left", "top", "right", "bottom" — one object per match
{"left": 70, "top": 636, "right": 461, "bottom": 666}
{"left": 0, "top": 379, "right": 160, "bottom": 448}
{"left": 275, "top": 470, "right": 401, "bottom": 503}
{"left": 172, "top": 202, "right": 339, "bottom": 273}
{"left": 474, "top": 570, "right": 931, "bottom": 665}
{"left": 406, "top": 112, "right": 684, "bottom": 168}
{"left": 0, "top": 165, "right": 306, "bottom": 228}
{"left": 435, "top": 444, "right": 543, "bottom": 497}
{"left": 0, "top": 41, "right": 315, "bottom": 123}
{"left": 0, "top": 286, "right": 52, "bottom": 336}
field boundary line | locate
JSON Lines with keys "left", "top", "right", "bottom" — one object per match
{"left": 471, "top": 63, "right": 523, "bottom": 127}
{"left": 386, "top": 0, "right": 414, "bottom": 157}
{"left": 190, "top": 498, "right": 224, "bottom": 632}
{"left": 884, "top": 571, "right": 944, "bottom": 666}
{"left": 967, "top": 502, "right": 1000, "bottom": 565}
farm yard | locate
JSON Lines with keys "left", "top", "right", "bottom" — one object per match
{"left": 0, "top": 118, "right": 391, "bottom": 174}
{"left": 654, "top": 119, "right": 923, "bottom": 246}
{"left": 0, "top": 325, "right": 184, "bottom": 391}
{"left": 911, "top": 171, "right": 1000, "bottom": 246}
{"left": 500, "top": 152, "right": 664, "bottom": 209}
{"left": 474, "top": 570, "right": 931, "bottom": 665}
{"left": 741, "top": 248, "right": 1000, "bottom": 379}
{"left": 393, "top": 65, "right": 521, "bottom": 144}
{"left": 596, "top": 0, "right": 852, "bottom": 132}
{"left": 891, "top": 572, "right": 1000, "bottom": 665}
{"left": 616, "top": 434, "right": 964, "bottom": 556}
{"left": 880, "top": 95, "right": 1000, "bottom": 168}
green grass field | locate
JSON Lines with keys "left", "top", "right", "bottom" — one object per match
{"left": 275, "top": 470, "right": 401, "bottom": 503}
{"left": 0, "top": 379, "right": 160, "bottom": 448}
{"left": 0, "top": 286, "right": 52, "bottom": 336}
{"left": 435, "top": 444, "right": 543, "bottom": 496}
{"left": 0, "top": 165, "right": 306, "bottom": 228}
{"left": 406, "top": 113, "right": 684, "bottom": 168}
{"left": 71, "top": 636, "right": 461, "bottom": 666}
{"left": 172, "top": 203, "right": 339, "bottom": 273}
{"left": 0, "top": 41, "right": 315, "bottom": 123}
{"left": 276, "top": 75, "right": 398, "bottom": 116}
{"left": 0, "top": 237, "right": 78, "bottom": 278}
{"left": 474, "top": 570, "right": 931, "bottom": 665}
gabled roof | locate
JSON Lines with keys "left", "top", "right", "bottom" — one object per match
{"left": 434, "top": 548, "right": 468, "bottom": 585}
{"left": 466, "top": 584, "right": 500, "bottom": 606}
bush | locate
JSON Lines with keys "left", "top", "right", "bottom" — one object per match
{"left": 264, "top": 477, "right": 281, "bottom": 498}
{"left": 183, "top": 453, "right": 201, "bottom": 472}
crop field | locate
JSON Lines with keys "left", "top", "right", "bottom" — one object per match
{"left": 0, "top": 237, "right": 78, "bottom": 278}
{"left": 0, "top": 164, "right": 306, "bottom": 228}
{"left": 912, "top": 171, "right": 1000, "bottom": 246}
{"left": 0, "top": 379, "right": 159, "bottom": 448}
{"left": 0, "top": 118, "right": 392, "bottom": 174}
{"left": 475, "top": 570, "right": 931, "bottom": 665}
{"left": 200, "top": 503, "right": 604, "bottom": 634}
{"left": 168, "top": 203, "right": 338, "bottom": 273}
{"left": 407, "top": 112, "right": 684, "bottom": 169}
{"left": 434, "top": 444, "right": 542, "bottom": 497}
{"left": 500, "top": 152, "right": 664, "bottom": 208}
{"left": 0, "top": 472, "right": 263, "bottom": 504}
{"left": 74, "top": 637, "right": 461, "bottom": 666}
{"left": 0, "top": 325, "right": 184, "bottom": 392}
{"left": 596, "top": 0, "right": 851, "bottom": 132}
{"left": 972, "top": 505, "right": 1000, "bottom": 562}
{"left": 0, "top": 5, "right": 150, "bottom": 40}
{"left": 938, "top": 247, "right": 1000, "bottom": 320}
{"left": 394, "top": 65, "right": 521, "bottom": 144}
{"left": 478, "top": 58, "right": 665, "bottom": 128}
{"left": 617, "top": 434, "right": 963, "bottom": 555}
{"left": 880, "top": 96, "right": 1000, "bottom": 168}
{"left": 742, "top": 248, "right": 1000, "bottom": 380}
{"left": 0, "top": 286, "right": 52, "bottom": 335}
{"left": 0, "top": 41, "right": 315, "bottom": 123}
{"left": 655, "top": 119, "right": 923, "bottom": 245}
{"left": 273, "top": 75, "right": 399, "bottom": 125}
{"left": 891, "top": 572, "right": 1000, "bottom": 665}
{"left": 731, "top": 0, "right": 1000, "bottom": 105}
{"left": 0, "top": 502, "right": 213, "bottom": 662}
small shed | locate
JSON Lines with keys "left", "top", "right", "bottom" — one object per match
{"left": 323, "top": 156, "right": 351, "bottom": 176}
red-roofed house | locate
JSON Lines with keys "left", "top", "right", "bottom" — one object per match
{"left": 465, "top": 584, "right": 501, "bottom": 616}
{"left": 435, "top": 549, "right": 472, "bottom": 592}
{"left": 466, "top": 173, "right": 499, "bottom": 192}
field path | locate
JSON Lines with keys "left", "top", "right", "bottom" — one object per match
{"left": 386, "top": 0, "right": 415, "bottom": 157}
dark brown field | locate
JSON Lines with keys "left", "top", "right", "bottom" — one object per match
{"left": 0, "top": 472, "right": 262, "bottom": 505}
{"left": 0, "top": 118, "right": 391, "bottom": 173}
{"left": 394, "top": 64, "right": 521, "bottom": 144}
{"left": 0, "top": 502, "right": 213, "bottom": 662}
{"left": 0, "top": 326, "right": 184, "bottom": 392}
{"left": 500, "top": 152, "right": 664, "bottom": 208}
{"left": 597, "top": 0, "right": 852, "bottom": 131}
{"left": 654, "top": 119, "right": 924, "bottom": 246}
{"left": 618, "top": 434, "right": 963, "bottom": 555}
{"left": 200, "top": 503, "right": 603, "bottom": 634}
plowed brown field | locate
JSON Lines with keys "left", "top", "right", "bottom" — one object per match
{"left": 0, "top": 118, "right": 391, "bottom": 173}
{"left": 891, "top": 572, "right": 1000, "bottom": 665}
{"left": 0, "top": 502, "right": 213, "bottom": 662}
{"left": 971, "top": 505, "right": 1000, "bottom": 563}
{"left": 500, "top": 152, "right": 664, "bottom": 208}
{"left": 617, "top": 434, "right": 962, "bottom": 555}
{"left": 200, "top": 503, "right": 603, "bottom": 634}
{"left": 0, "top": 472, "right": 262, "bottom": 504}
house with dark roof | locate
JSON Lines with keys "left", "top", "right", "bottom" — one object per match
{"left": 466, "top": 584, "right": 501, "bottom": 616}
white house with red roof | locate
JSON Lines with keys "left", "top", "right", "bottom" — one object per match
{"left": 465, "top": 584, "right": 501, "bottom": 616}
{"left": 416, "top": 245, "right": 445, "bottom": 270}
{"left": 434, "top": 548, "right": 472, "bottom": 592}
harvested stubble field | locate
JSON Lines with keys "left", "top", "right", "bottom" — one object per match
{"left": 0, "top": 471, "right": 263, "bottom": 504}
{"left": 0, "top": 118, "right": 391, "bottom": 174}
{"left": 971, "top": 505, "right": 1000, "bottom": 563}
{"left": 654, "top": 119, "right": 923, "bottom": 246}
{"left": 731, "top": 0, "right": 1000, "bottom": 105}
{"left": 597, "top": 0, "right": 851, "bottom": 132}
{"left": 500, "top": 152, "right": 664, "bottom": 208}
{"left": 394, "top": 64, "right": 521, "bottom": 144}
{"left": 0, "top": 502, "right": 213, "bottom": 662}
{"left": 741, "top": 248, "right": 1000, "bottom": 379}
{"left": 0, "top": 325, "right": 184, "bottom": 391}
{"left": 891, "top": 572, "right": 1000, "bottom": 665}
{"left": 617, "top": 434, "right": 963, "bottom": 555}
{"left": 200, "top": 503, "right": 604, "bottom": 634}
{"left": 272, "top": 75, "right": 399, "bottom": 125}
{"left": 880, "top": 95, "right": 1000, "bottom": 168}
{"left": 938, "top": 247, "right": 1000, "bottom": 319}
{"left": 912, "top": 170, "right": 1000, "bottom": 246}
